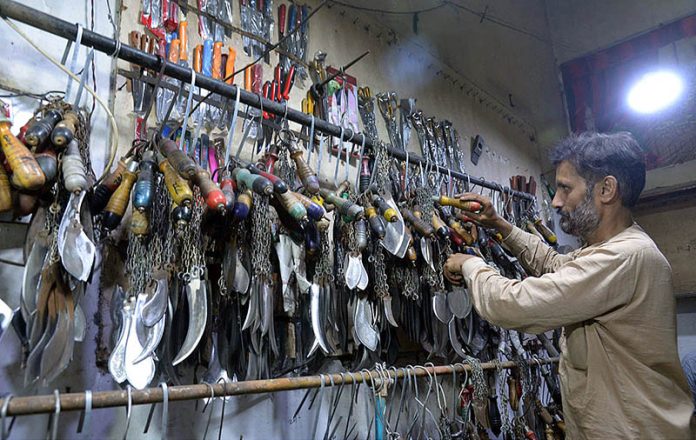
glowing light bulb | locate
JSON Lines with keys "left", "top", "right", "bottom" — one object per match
{"left": 627, "top": 70, "right": 684, "bottom": 114}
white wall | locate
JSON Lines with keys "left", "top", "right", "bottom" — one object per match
{"left": 0, "top": 0, "right": 550, "bottom": 438}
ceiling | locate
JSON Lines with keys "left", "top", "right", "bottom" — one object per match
{"left": 329, "top": 0, "right": 696, "bottom": 165}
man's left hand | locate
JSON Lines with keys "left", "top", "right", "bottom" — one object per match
{"left": 444, "top": 253, "right": 479, "bottom": 285}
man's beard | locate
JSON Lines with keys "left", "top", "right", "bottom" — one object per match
{"left": 558, "top": 190, "right": 600, "bottom": 239}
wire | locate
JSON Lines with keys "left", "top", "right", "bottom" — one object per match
{"left": 0, "top": 257, "right": 23, "bottom": 267}
{"left": 328, "top": 0, "right": 446, "bottom": 15}
{"left": 3, "top": 17, "right": 118, "bottom": 185}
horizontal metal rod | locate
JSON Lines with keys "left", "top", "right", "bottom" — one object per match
{"left": 0, "top": 0, "right": 535, "bottom": 201}
{"left": 0, "top": 358, "right": 558, "bottom": 416}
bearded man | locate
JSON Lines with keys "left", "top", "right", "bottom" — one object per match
{"left": 445, "top": 132, "right": 694, "bottom": 439}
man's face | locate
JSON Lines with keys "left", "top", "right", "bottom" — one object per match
{"left": 552, "top": 161, "right": 600, "bottom": 239}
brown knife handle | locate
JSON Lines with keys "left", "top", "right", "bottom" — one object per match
{"left": 192, "top": 168, "right": 226, "bottom": 211}
{"left": 534, "top": 219, "right": 557, "bottom": 245}
{"left": 50, "top": 110, "right": 79, "bottom": 149}
{"left": 449, "top": 218, "right": 474, "bottom": 245}
{"left": 402, "top": 207, "right": 434, "bottom": 237}
{"left": 291, "top": 150, "right": 320, "bottom": 194}
{"left": 92, "top": 159, "right": 127, "bottom": 212}
{"left": 159, "top": 138, "right": 196, "bottom": 178}
{"left": 0, "top": 122, "right": 45, "bottom": 191}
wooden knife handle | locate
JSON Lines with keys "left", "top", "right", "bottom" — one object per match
{"left": 0, "top": 121, "right": 45, "bottom": 191}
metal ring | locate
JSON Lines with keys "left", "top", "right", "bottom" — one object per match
{"left": 50, "top": 389, "right": 61, "bottom": 440}
{"left": 160, "top": 383, "right": 169, "bottom": 440}
{"left": 1, "top": 394, "right": 13, "bottom": 440}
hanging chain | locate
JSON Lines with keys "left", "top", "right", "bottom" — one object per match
{"left": 126, "top": 232, "right": 148, "bottom": 297}
{"left": 495, "top": 360, "right": 514, "bottom": 438}
{"left": 250, "top": 193, "right": 272, "bottom": 280}
{"left": 316, "top": 228, "right": 333, "bottom": 282}
{"left": 372, "top": 243, "right": 389, "bottom": 299}
{"left": 276, "top": 143, "right": 297, "bottom": 189}
{"left": 179, "top": 188, "right": 204, "bottom": 279}
{"left": 464, "top": 355, "right": 489, "bottom": 406}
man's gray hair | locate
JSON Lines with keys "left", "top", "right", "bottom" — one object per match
{"left": 550, "top": 132, "right": 646, "bottom": 207}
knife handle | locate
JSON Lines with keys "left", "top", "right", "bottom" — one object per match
{"left": 212, "top": 42, "right": 223, "bottom": 79}
{"left": 225, "top": 48, "right": 236, "bottom": 84}
{"left": 247, "top": 163, "right": 288, "bottom": 193}
{"left": 365, "top": 206, "right": 385, "bottom": 239}
{"left": 179, "top": 20, "right": 188, "bottom": 61}
{"left": 244, "top": 66, "right": 252, "bottom": 91}
{"left": 278, "top": 4, "right": 286, "bottom": 36}
{"left": 50, "top": 110, "right": 79, "bottom": 149}
{"left": 92, "top": 159, "right": 127, "bottom": 212}
{"left": 449, "top": 227, "right": 464, "bottom": 247}
{"left": 434, "top": 195, "right": 481, "bottom": 213}
{"left": 35, "top": 149, "right": 58, "bottom": 184}
{"left": 24, "top": 109, "right": 62, "bottom": 148}
{"left": 62, "top": 140, "right": 88, "bottom": 193}
{"left": 291, "top": 150, "right": 320, "bottom": 194}
{"left": 169, "top": 39, "right": 181, "bottom": 63}
{"left": 292, "top": 191, "right": 324, "bottom": 221}
{"left": 371, "top": 195, "right": 397, "bottom": 222}
{"left": 355, "top": 219, "right": 368, "bottom": 250}
{"left": 171, "top": 202, "right": 192, "bottom": 227}
{"left": 159, "top": 138, "right": 196, "bottom": 178}
{"left": 448, "top": 218, "right": 474, "bottom": 245}
{"left": 320, "top": 190, "right": 363, "bottom": 221}
{"left": 0, "top": 163, "right": 12, "bottom": 212}
{"left": 133, "top": 152, "right": 156, "bottom": 211}
{"left": 359, "top": 156, "right": 371, "bottom": 194}
{"left": 402, "top": 207, "right": 434, "bottom": 237}
{"left": 193, "top": 45, "right": 202, "bottom": 73}
{"left": 192, "top": 168, "right": 225, "bottom": 211}
{"left": 103, "top": 160, "right": 139, "bottom": 229}
{"left": 305, "top": 219, "right": 320, "bottom": 256}
{"left": 129, "top": 209, "right": 150, "bottom": 236}
{"left": 219, "top": 176, "right": 236, "bottom": 211}
{"left": 0, "top": 120, "right": 45, "bottom": 191}
{"left": 431, "top": 212, "right": 449, "bottom": 239}
{"left": 232, "top": 188, "right": 253, "bottom": 220}
{"left": 158, "top": 155, "right": 193, "bottom": 206}
{"left": 534, "top": 218, "right": 557, "bottom": 245}
{"left": 233, "top": 167, "right": 273, "bottom": 195}
{"left": 202, "top": 39, "right": 213, "bottom": 77}
{"left": 276, "top": 190, "right": 307, "bottom": 221}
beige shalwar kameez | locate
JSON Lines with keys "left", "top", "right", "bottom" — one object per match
{"left": 461, "top": 224, "right": 694, "bottom": 439}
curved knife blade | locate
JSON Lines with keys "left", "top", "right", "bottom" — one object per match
{"left": 310, "top": 283, "right": 331, "bottom": 354}
{"left": 172, "top": 274, "right": 207, "bottom": 366}
{"left": 140, "top": 270, "right": 169, "bottom": 327}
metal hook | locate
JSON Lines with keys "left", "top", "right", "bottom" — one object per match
{"left": 216, "top": 377, "right": 228, "bottom": 440}
{"left": 161, "top": 383, "right": 169, "bottom": 440}
{"left": 224, "top": 86, "right": 242, "bottom": 168}
{"left": 202, "top": 383, "right": 216, "bottom": 440}
{"left": 140, "top": 55, "right": 168, "bottom": 138}
{"left": 355, "top": 132, "right": 367, "bottom": 190}
{"left": 47, "top": 389, "right": 61, "bottom": 440}
{"left": 307, "top": 115, "right": 316, "bottom": 164}
{"left": 1, "top": 394, "right": 13, "bottom": 440}
{"left": 122, "top": 385, "right": 132, "bottom": 440}
{"left": 76, "top": 390, "right": 92, "bottom": 434}
{"left": 178, "top": 69, "right": 197, "bottom": 150}
{"left": 333, "top": 127, "right": 344, "bottom": 188}
{"left": 342, "top": 372, "right": 360, "bottom": 440}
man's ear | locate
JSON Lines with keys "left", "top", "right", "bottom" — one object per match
{"left": 598, "top": 176, "right": 620, "bottom": 204}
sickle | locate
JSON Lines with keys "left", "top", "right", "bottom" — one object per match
{"left": 124, "top": 297, "right": 155, "bottom": 389}
{"left": 383, "top": 296, "right": 398, "bottom": 328}
{"left": 139, "top": 270, "right": 169, "bottom": 327}
{"left": 108, "top": 299, "right": 131, "bottom": 384}
{"left": 172, "top": 271, "right": 208, "bottom": 366}
{"left": 310, "top": 283, "right": 331, "bottom": 354}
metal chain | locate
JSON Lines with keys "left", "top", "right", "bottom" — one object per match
{"left": 464, "top": 356, "right": 488, "bottom": 404}
{"left": 495, "top": 360, "right": 514, "bottom": 438}
{"left": 358, "top": 95, "right": 378, "bottom": 143}
{"left": 250, "top": 193, "right": 272, "bottom": 280}
{"left": 316, "top": 228, "right": 333, "bottom": 282}
{"left": 126, "top": 233, "right": 148, "bottom": 298}
{"left": 372, "top": 243, "right": 389, "bottom": 299}
{"left": 276, "top": 145, "right": 297, "bottom": 190}
{"left": 178, "top": 189, "right": 204, "bottom": 278}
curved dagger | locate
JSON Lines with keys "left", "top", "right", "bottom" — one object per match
{"left": 172, "top": 272, "right": 207, "bottom": 366}
{"left": 108, "top": 298, "right": 131, "bottom": 384}
{"left": 139, "top": 270, "right": 169, "bottom": 327}
{"left": 310, "top": 283, "right": 331, "bottom": 354}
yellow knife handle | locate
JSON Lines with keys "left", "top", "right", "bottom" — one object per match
{"left": 0, "top": 121, "right": 45, "bottom": 191}
{"left": 449, "top": 218, "right": 474, "bottom": 245}
{"left": 158, "top": 156, "right": 193, "bottom": 206}
{"left": 435, "top": 195, "right": 481, "bottom": 213}
{"left": 103, "top": 161, "right": 138, "bottom": 230}
{"left": 0, "top": 164, "right": 12, "bottom": 212}
{"left": 534, "top": 219, "right": 557, "bottom": 245}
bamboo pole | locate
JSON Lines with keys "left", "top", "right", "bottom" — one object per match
{"left": 0, "top": 358, "right": 558, "bottom": 417}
